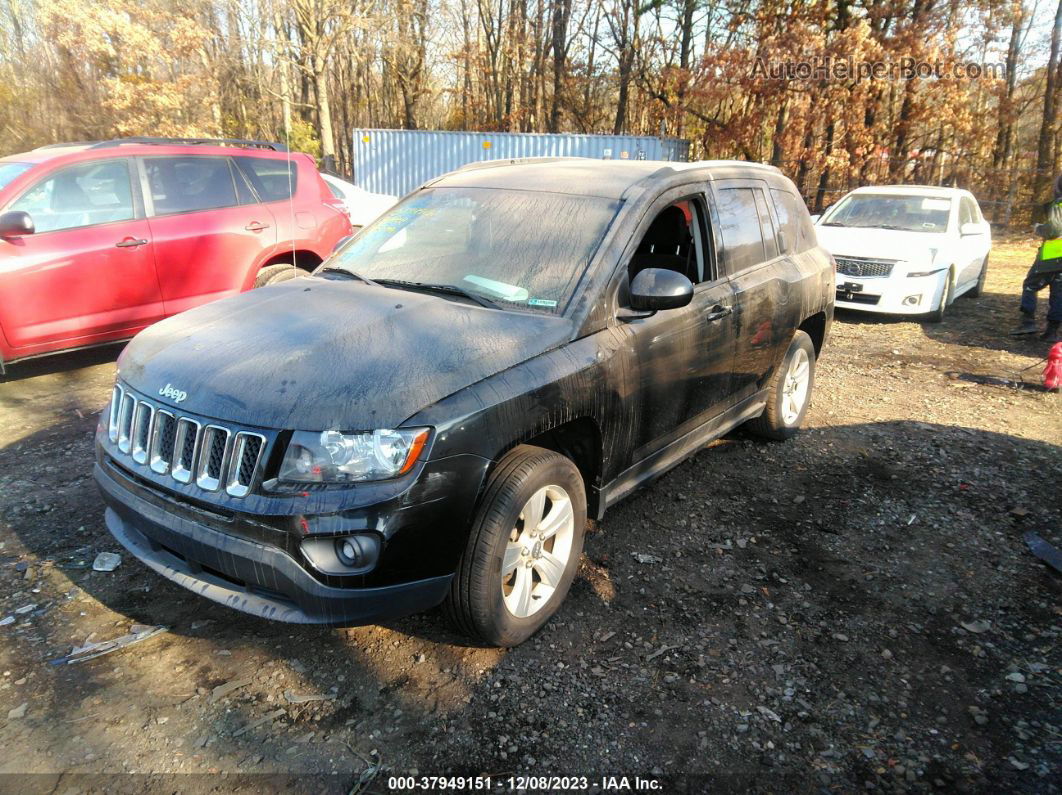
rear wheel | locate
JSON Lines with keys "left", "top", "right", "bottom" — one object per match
{"left": 444, "top": 445, "right": 586, "bottom": 647}
{"left": 254, "top": 262, "right": 308, "bottom": 288}
{"left": 746, "top": 330, "right": 816, "bottom": 441}
{"left": 968, "top": 255, "right": 989, "bottom": 298}
{"left": 926, "top": 269, "right": 953, "bottom": 323}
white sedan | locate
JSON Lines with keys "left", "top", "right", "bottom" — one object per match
{"left": 321, "top": 173, "right": 397, "bottom": 231}
{"left": 814, "top": 186, "right": 992, "bottom": 321}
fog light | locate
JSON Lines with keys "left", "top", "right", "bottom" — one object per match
{"left": 301, "top": 533, "right": 381, "bottom": 575}
{"left": 337, "top": 537, "right": 363, "bottom": 566}
{"left": 903, "top": 294, "right": 922, "bottom": 306}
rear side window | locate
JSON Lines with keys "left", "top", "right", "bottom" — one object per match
{"left": 715, "top": 187, "right": 766, "bottom": 273}
{"left": 770, "top": 189, "right": 818, "bottom": 253}
{"left": 145, "top": 156, "right": 238, "bottom": 214}
{"left": 234, "top": 157, "right": 298, "bottom": 202}
{"left": 9, "top": 159, "right": 135, "bottom": 233}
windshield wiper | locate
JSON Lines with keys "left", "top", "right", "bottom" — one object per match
{"left": 317, "top": 266, "right": 379, "bottom": 286}
{"left": 373, "top": 279, "right": 501, "bottom": 309}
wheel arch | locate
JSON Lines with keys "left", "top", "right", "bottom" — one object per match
{"left": 797, "top": 311, "right": 828, "bottom": 357}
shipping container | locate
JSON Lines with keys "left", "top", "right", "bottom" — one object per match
{"left": 352, "top": 129, "right": 690, "bottom": 197}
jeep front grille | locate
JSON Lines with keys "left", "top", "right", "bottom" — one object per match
{"left": 107, "top": 384, "right": 266, "bottom": 498}
{"left": 835, "top": 256, "right": 895, "bottom": 278}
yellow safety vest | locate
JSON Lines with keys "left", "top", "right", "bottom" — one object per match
{"left": 1041, "top": 200, "right": 1062, "bottom": 261}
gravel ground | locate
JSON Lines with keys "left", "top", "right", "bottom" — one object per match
{"left": 0, "top": 236, "right": 1058, "bottom": 793}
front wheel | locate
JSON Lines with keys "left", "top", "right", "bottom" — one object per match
{"left": 254, "top": 263, "right": 309, "bottom": 288}
{"left": 444, "top": 445, "right": 586, "bottom": 647}
{"left": 926, "top": 269, "right": 953, "bottom": 323}
{"left": 746, "top": 330, "right": 816, "bottom": 441}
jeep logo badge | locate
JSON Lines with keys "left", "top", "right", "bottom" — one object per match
{"left": 158, "top": 383, "right": 188, "bottom": 404}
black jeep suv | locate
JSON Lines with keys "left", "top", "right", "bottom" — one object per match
{"left": 95, "top": 158, "right": 834, "bottom": 646}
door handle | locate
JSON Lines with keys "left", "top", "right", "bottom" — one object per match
{"left": 705, "top": 305, "right": 732, "bottom": 322}
{"left": 245, "top": 222, "right": 270, "bottom": 232}
{"left": 115, "top": 238, "right": 148, "bottom": 248}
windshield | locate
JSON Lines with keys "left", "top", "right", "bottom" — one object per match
{"left": 327, "top": 187, "right": 621, "bottom": 313}
{"left": 0, "top": 162, "right": 31, "bottom": 193}
{"left": 822, "top": 193, "right": 952, "bottom": 233}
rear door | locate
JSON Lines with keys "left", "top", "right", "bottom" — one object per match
{"left": 140, "top": 155, "right": 278, "bottom": 315}
{"left": 0, "top": 157, "right": 163, "bottom": 352}
{"left": 710, "top": 179, "right": 801, "bottom": 403}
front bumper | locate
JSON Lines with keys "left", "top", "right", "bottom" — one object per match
{"left": 95, "top": 459, "right": 461, "bottom": 625}
{"left": 835, "top": 271, "right": 946, "bottom": 315}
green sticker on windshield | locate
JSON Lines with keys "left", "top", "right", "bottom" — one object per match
{"left": 527, "top": 298, "right": 558, "bottom": 308}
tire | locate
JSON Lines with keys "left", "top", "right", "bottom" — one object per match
{"left": 444, "top": 445, "right": 586, "bottom": 647}
{"left": 746, "top": 330, "right": 816, "bottom": 441}
{"left": 968, "top": 255, "right": 988, "bottom": 298}
{"left": 926, "top": 269, "right": 953, "bottom": 323}
{"left": 254, "top": 263, "right": 308, "bottom": 288}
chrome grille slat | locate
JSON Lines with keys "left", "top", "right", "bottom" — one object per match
{"left": 149, "top": 411, "right": 176, "bottom": 474}
{"left": 130, "top": 401, "right": 154, "bottom": 465}
{"left": 116, "top": 393, "right": 136, "bottom": 453}
{"left": 171, "top": 418, "right": 202, "bottom": 484}
{"left": 195, "top": 425, "right": 231, "bottom": 492}
{"left": 106, "top": 384, "right": 265, "bottom": 498}
{"left": 226, "top": 432, "right": 266, "bottom": 498}
{"left": 108, "top": 385, "right": 124, "bottom": 443}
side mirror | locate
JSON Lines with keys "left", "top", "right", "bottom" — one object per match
{"left": 0, "top": 211, "right": 33, "bottom": 239}
{"left": 332, "top": 234, "right": 353, "bottom": 253}
{"left": 629, "top": 268, "right": 694, "bottom": 312}
{"left": 959, "top": 222, "right": 982, "bottom": 236}
{"left": 809, "top": 214, "right": 821, "bottom": 224}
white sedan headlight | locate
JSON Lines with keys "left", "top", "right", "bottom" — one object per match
{"left": 279, "top": 428, "right": 430, "bottom": 483}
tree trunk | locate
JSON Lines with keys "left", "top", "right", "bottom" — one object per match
{"left": 1035, "top": 0, "right": 1062, "bottom": 200}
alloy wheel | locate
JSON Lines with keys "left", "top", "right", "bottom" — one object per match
{"left": 501, "top": 484, "right": 576, "bottom": 618}
{"left": 781, "top": 347, "right": 811, "bottom": 425}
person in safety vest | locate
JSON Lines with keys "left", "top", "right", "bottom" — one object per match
{"left": 1012, "top": 174, "right": 1062, "bottom": 342}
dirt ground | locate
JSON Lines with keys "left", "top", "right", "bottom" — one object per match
{"left": 0, "top": 236, "right": 1058, "bottom": 793}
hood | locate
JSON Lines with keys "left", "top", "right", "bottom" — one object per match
{"left": 815, "top": 225, "right": 947, "bottom": 263}
{"left": 118, "top": 277, "right": 574, "bottom": 430}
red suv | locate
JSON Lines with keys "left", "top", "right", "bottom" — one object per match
{"left": 0, "top": 137, "right": 351, "bottom": 371}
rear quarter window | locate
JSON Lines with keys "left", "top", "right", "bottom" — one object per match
{"left": 770, "top": 189, "right": 817, "bottom": 253}
{"left": 235, "top": 157, "right": 298, "bottom": 202}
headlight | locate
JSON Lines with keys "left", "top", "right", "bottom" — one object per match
{"left": 906, "top": 267, "right": 947, "bottom": 278}
{"left": 279, "top": 428, "right": 430, "bottom": 483}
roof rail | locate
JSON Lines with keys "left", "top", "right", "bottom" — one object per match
{"left": 454, "top": 156, "right": 586, "bottom": 173}
{"left": 37, "top": 137, "right": 288, "bottom": 152}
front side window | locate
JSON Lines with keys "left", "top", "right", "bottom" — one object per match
{"left": 628, "top": 198, "right": 708, "bottom": 284}
{"left": 328, "top": 187, "right": 621, "bottom": 314}
{"left": 145, "top": 156, "right": 238, "bottom": 215}
{"left": 8, "top": 159, "right": 134, "bottom": 233}
{"left": 0, "top": 162, "right": 32, "bottom": 193}
{"left": 821, "top": 193, "right": 951, "bottom": 233}
{"left": 234, "top": 157, "right": 297, "bottom": 202}
{"left": 716, "top": 187, "right": 767, "bottom": 273}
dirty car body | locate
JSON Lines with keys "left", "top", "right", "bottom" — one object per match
{"left": 94, "top": 158, "right": 834, "bottom": 632}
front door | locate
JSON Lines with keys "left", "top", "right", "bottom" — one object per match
{"left": 618, "top": 191, "right": 738, "bottom": 462}
{"left": 0, "top": 157, "right": 163, "bottom": 354}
